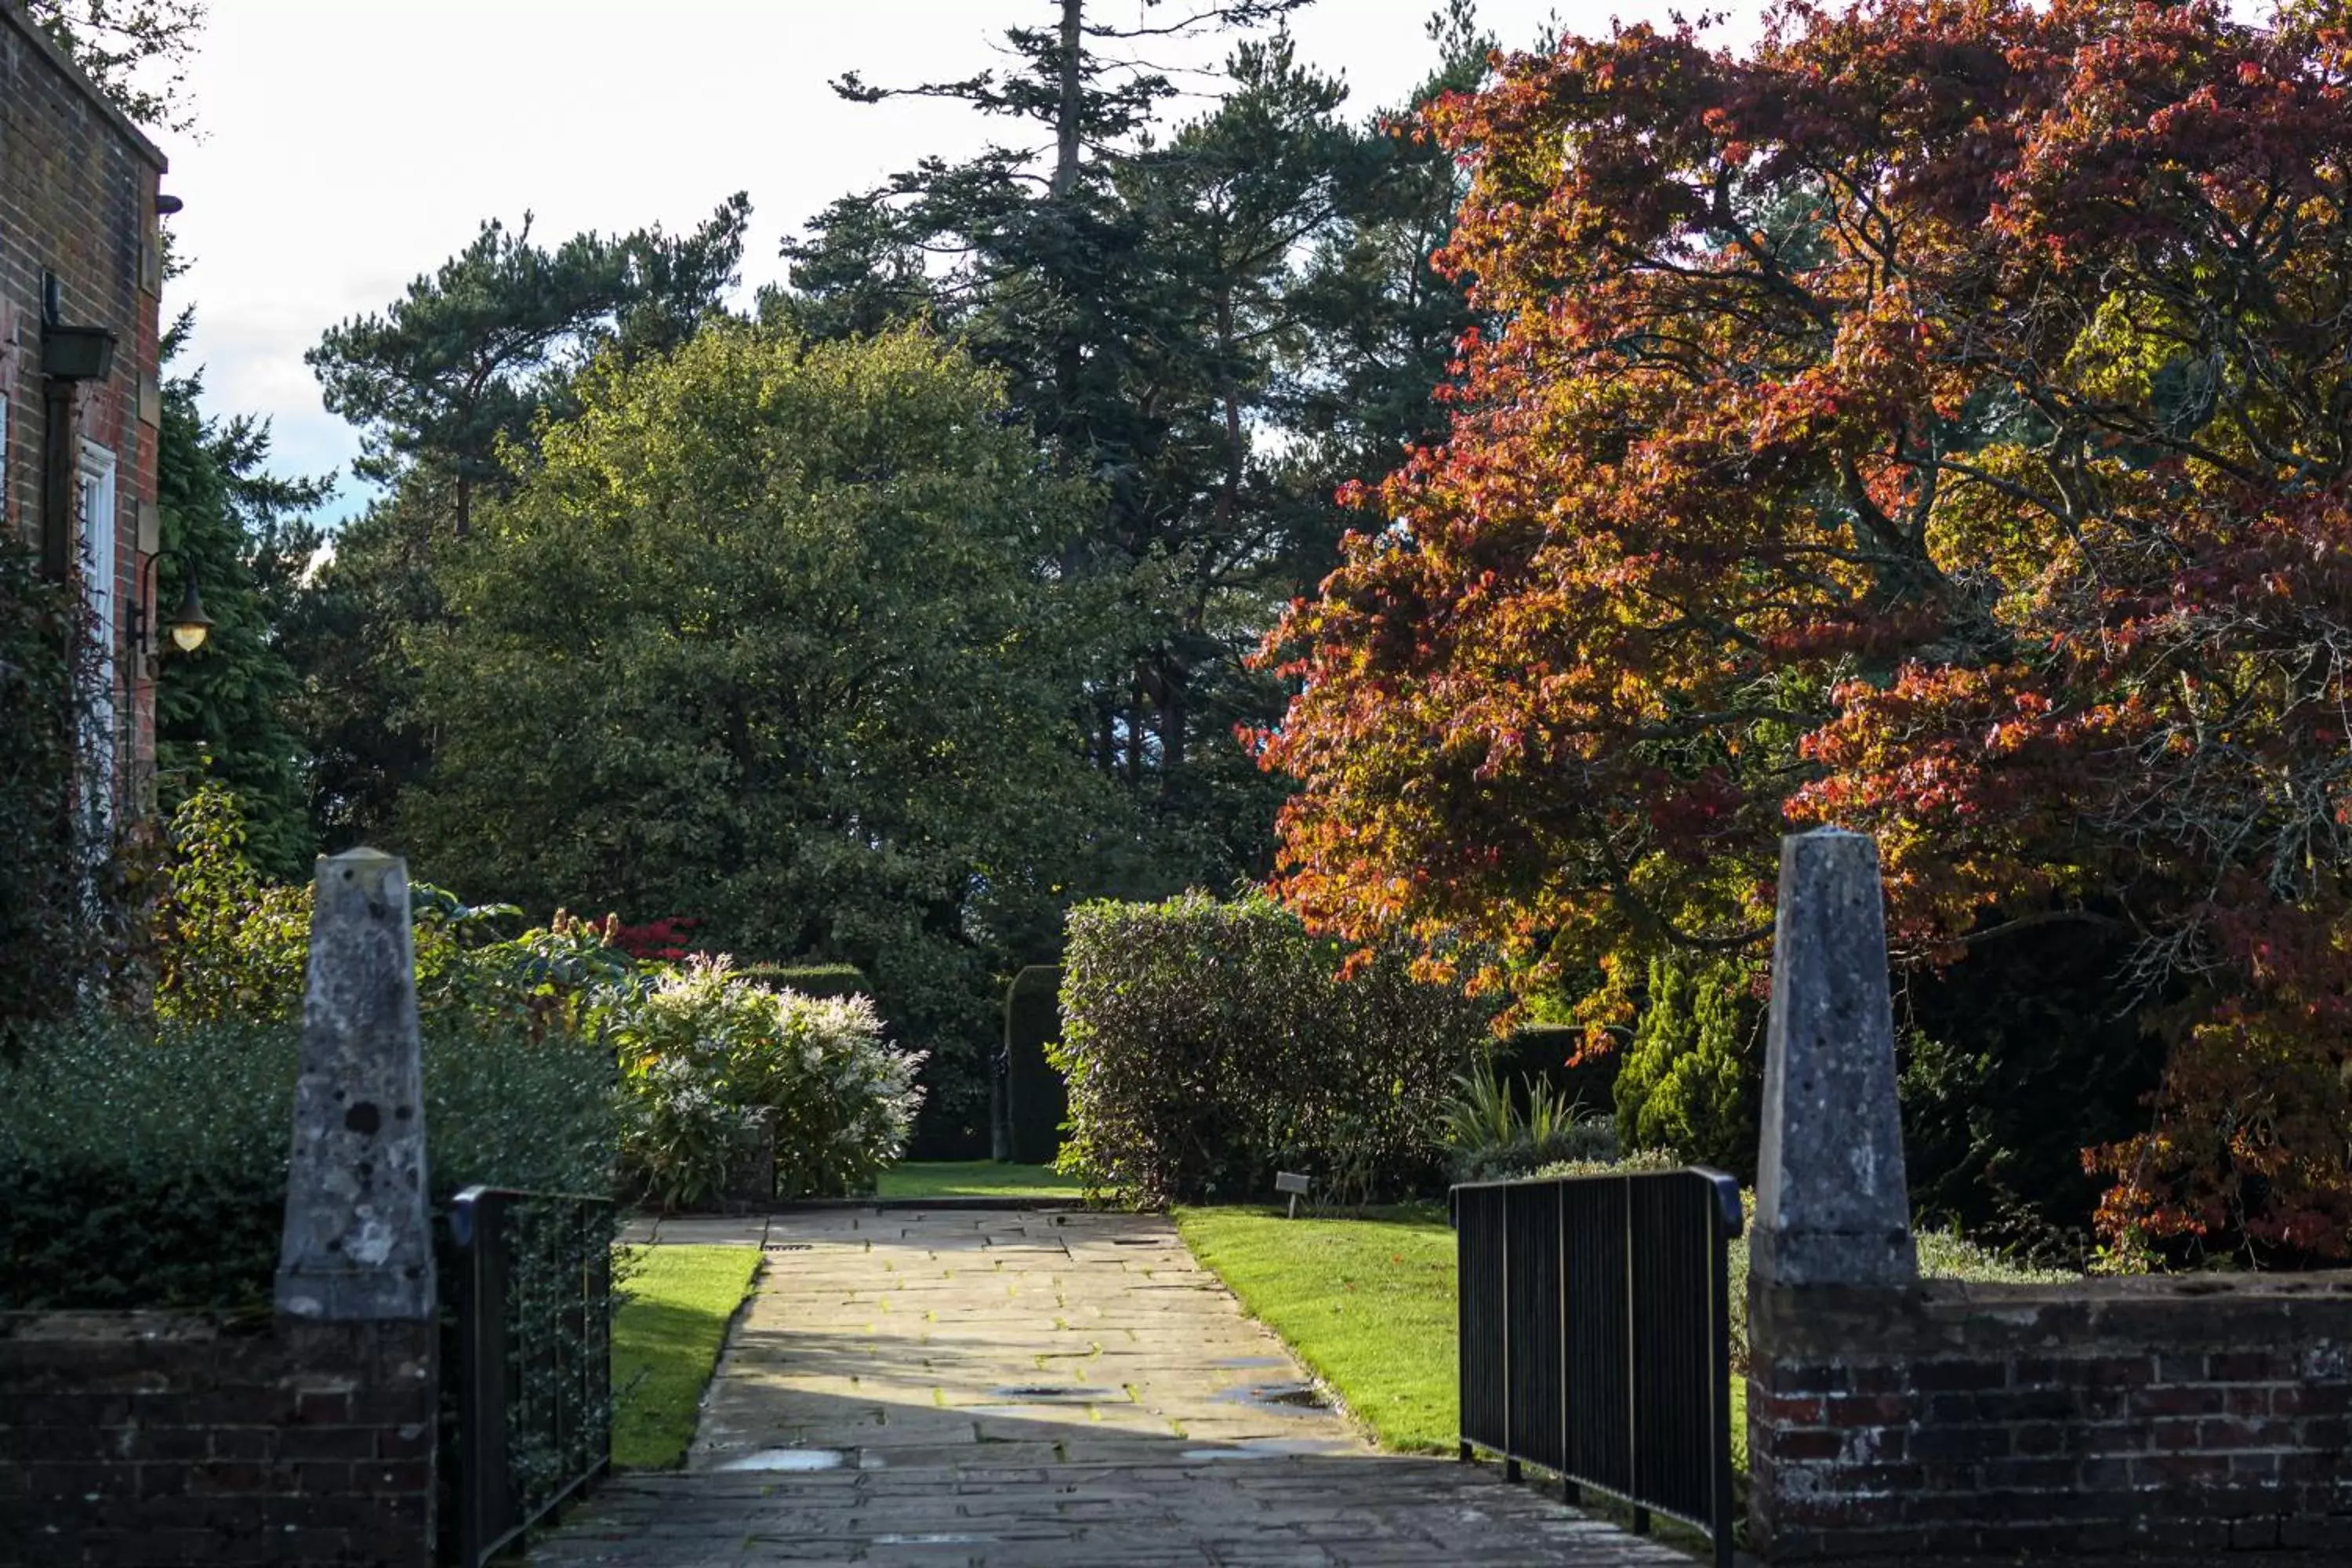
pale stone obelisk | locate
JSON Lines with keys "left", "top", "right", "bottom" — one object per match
{"left": 1750, "top": 829, "right": 1917, "bottom": 1287}
{"left": 275, "top": 848, "right": 435, "bottom": 1320}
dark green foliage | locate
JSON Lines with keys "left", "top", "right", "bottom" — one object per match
{"left": 783, "top": 5, "right": 1490, "bottom": 894}
{"left": 0, "top": 1013, "right": 618, "bottom": 1312}
{"left": 1613, "top": 956, "right": 1760, "bottom": 1182}
{"left": 307, "top": 197, "right": 751, "bottom": 535}
{"left": 730, "top": 963, "right": 870, "bottom": 1000}
{"left": 153, "top": 316, "right": 328, "bottom": 880}
{"left": 0, "top": 538, "right": 124, "bottom": 1055}
{"left": 274, "top": 477, "right": 445, "bottom": 848}
{"left": 1494, "top": 1023, "right": 1621, "bottom": 1121}
{"left": 1057, "top": 892, "right": 1491, "bottom": 1206}
{"left": 1898, "top": 925, "right": 2169, "bottom": 1259}
{"left": 1439, "top": 1060, "right": 1619, "bottom": 1185}
{"left": 1003, "top": 964, "right": 1065, "bottom": 1165}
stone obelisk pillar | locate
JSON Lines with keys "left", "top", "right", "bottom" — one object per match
{"left": 1750, "top": 827, "right": 1916, "bottom": 1288}
{"left": 275, "top": 848, "right": 434, "bottom": 1322}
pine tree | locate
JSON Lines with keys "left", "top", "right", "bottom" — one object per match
{"left": 779, "top": 2, "right": 1490, "bottom": 888}
{"left": 307, "top": 195, "right": 751, "bottom": 539}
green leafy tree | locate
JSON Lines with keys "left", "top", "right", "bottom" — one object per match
{"left": 152, "top": 315, "right": 328, "bottom": 879}
{"left": 290, "top": 200, "right": 753, "bottom": 847}
{"left": 401, "top": 321, "right": 1134, "bottom": 1136}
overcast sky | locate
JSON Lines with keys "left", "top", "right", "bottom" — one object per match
{"left": 161, "top": 2, "right": 1759, "bottom": 524}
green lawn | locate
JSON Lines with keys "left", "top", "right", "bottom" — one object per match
{"left": 874, "top": 1160, "right": 1080, "bottom": 1198}
{"left": 1175, "top": 1203, "right": 1461, "bottom": 1454}
{"left": 1181, "top": 1200, "right": 2046, "bottom": 1473}
{"left": 610, "top": 1245, "right": 761, "bottom": 1468}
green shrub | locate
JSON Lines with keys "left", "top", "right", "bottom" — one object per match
{"left": 1614, "top": 956, "right": 1759, "bottom": 1180}
{"left": 1531, "top": 1147, "right": 1682, "bottom": 1181}
{"left": 154, "top": 782, "right": 313, "bottom": 1023}
{"left": 1056, "top": 892, "right": 1492, "bottom": 1207}
{"left": 154, "top": 782, "right": 650, "bottom": 1047}
{"left": 614, "top": 961, "right": 926, "bottom": 1207}
{"left": 0, "top": 1012, "right": 619, "bottom": 1312}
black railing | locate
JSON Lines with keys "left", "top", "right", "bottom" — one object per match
{"left": 449, "top": 1185, "right": 616, "bottom": 1568}
{"left": 1454, "top": 1166, "right": 1743, "bottom": 1568}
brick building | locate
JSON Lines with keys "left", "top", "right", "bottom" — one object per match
{"left": 1, "top": 1, "right": 171, "bottom": 821}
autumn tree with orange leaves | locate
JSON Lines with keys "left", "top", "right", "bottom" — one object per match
{"left": 1255, "top": 0, "right": 2352, "bottom": 1264}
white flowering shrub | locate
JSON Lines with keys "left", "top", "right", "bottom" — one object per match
{"left": 615, "top": 959, "right": 925, "bottom": 1207}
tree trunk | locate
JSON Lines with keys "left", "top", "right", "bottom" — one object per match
{"left": 1216, "top": 286, "right": 1244, "bottom": 532}
{"left": 1053, "top": 0, "right": 1083, "bottom": 201}
{"left": 1158, "top": 664, "right": 1186, "bottom": 772}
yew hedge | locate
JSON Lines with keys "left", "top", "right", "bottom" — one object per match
{"left": 1055, "top": 892, "right": 1491, "bottom": 1207}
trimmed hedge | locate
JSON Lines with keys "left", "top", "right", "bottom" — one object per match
{"left": 1003, "top": 965, "right": 1064, "bottom": 1166}
{"left": 1057, "top": 892, "right": 1492, "bottom": 1207}
{"left": 0, "top": 1014, "right": 619, "bottom": 1312}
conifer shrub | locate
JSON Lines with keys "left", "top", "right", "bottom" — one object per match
{"left": 1002, "top": 964, "right": 1065, "bottom": 1166}
{"left": 1613, "top": 956, "right": 1761, "bottom": 1181}
{"left": 1056, "top": 892, "right": 1491, "bottom": 1207}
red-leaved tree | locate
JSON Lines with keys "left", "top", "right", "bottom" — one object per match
{"left": 1255, "top": 0, "right": 2352, "bottom": 1261}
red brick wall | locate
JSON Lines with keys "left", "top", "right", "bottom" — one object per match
{"left": 1748, "top": 1275, "right": 2352, "bottom": 1561}
{"left": 0, "top": 1313, "right": 437, "bottom": 1567}
{"left": 0, "top": 3, "right": 169, "bottom": 815}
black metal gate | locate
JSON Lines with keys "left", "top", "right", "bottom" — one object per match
{"left": 1454, "top": 1167, "right": 1742, "bottom": 1566}
{"left": 449, "top": 1185, "right": 616, "bottom": 1567}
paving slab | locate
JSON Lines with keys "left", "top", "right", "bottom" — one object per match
{"left": 531, "top": 1207, "right": 1699, "bottom": 1566}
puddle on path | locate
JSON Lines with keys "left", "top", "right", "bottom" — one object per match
{"left": 713, "top": 1448, "right": 848, "bottom": 1472}
{"left": 1215, "top": 1381, "right": 1334, "bottom": 1414}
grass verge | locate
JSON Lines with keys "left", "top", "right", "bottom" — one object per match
{"left": 1181, "top": 1198, "right": 2058, "bottom": 1473}
{"left": 874, "top": 1160, "right": 1080, "bottom": 1199}
{"left": 611, "top": 1244, "right": 760, "bottom": 1468}
{"left": 1175, "top": 1203, "right": 1459, "bottom": 1453}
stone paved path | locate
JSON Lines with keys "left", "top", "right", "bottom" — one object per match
{"left": 532, "top": 1207, "right": 1694, "bottom": 1566}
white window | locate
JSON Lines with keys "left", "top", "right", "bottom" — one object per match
{"left": 0, "top": 394, "right": 10, "bottom": 529}
{"left": 78, "top": 441, "right": 119, "bottom": 826}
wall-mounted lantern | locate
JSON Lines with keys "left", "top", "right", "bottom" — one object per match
{"left": 135, "top": 548, "right": 213, "bottom": 659}
{"left": 41, "top": 323, "right": 117, "bottom": 383}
